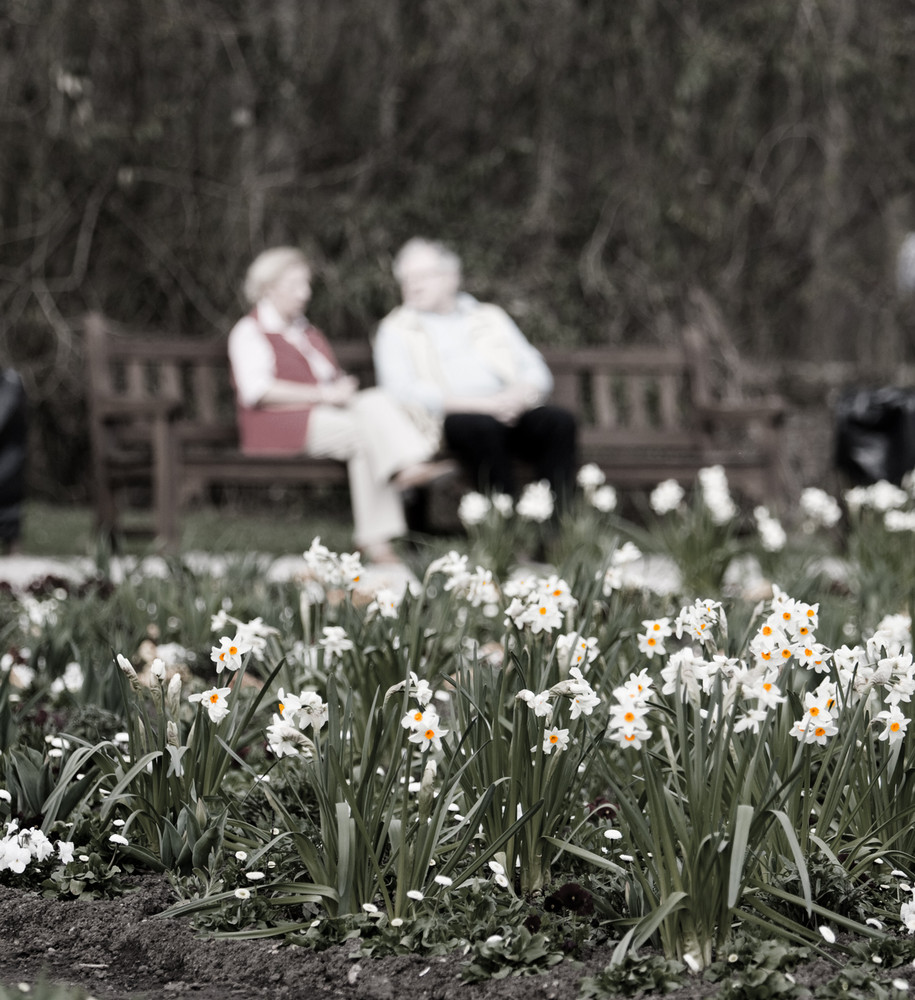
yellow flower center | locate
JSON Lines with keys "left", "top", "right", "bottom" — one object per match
{"left": 229, "top": 645, "right": 238, "bottom": 656}
{"left": 891, "top": 722, "right": 901, "bottom": 732}
{"left": 809, "top": 706, "right": 820, "bottom": 717}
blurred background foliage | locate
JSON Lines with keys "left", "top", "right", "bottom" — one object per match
{"left": 2, "top": 0, "right": 915, "bottom": 498}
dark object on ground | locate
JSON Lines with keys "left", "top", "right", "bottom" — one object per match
{"left": 835, "top": 387, "right": 915, "bottom": 485}
{"left": 0, "top": 369, "right": 27, "bottom": 549}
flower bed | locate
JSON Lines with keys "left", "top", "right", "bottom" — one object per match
{"left": 3, "top": 467, "right": 915, "bottom": 998}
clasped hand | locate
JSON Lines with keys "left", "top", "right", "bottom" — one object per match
{"left": 320, "top": 375, "right": 359, "bottom": 406}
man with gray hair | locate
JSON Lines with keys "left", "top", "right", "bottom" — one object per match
{"left": 374, "top": 238, "right": 576, "bottom": 506}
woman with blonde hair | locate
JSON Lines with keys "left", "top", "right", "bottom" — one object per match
{"left": 228, "top": 246, "right": 453, "bottom": 563}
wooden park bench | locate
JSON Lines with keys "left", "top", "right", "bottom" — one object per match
{"left": 84, "top": 312, "right": 785, "bottom": 549}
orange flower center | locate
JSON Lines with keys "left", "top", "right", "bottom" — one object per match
{"left": 209, "top": 693, "right": 220, "bottom": 704}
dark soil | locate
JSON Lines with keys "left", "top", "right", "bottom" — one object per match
{"left": 0, "top": 878, "right": 901, "bottom": 999}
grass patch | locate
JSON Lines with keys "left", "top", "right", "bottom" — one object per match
{"left": 19, "top": 498, "right": 356, "bottom": 558}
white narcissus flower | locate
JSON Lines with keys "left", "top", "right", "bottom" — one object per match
{"left": 799, "top": 487, "right": 842, "bottom": 530}
{"left": 527, "top": 595, "right": 563, "bottom": 635}
{"left": 266, "top": 715, "right": 315, "bottom": 758}
{"left": 650, "top": 478, "right": 685, "bottom": 515}
{"left": 367, "top": 588, "right": 400, "bottom": 619}
{"left": 457, "top": 491, "right": 491, "bottom": 526}
{"left": 554, "top": 633, "right": 600, "bottom": 670}
{"left": 517, "top": 689, "right": 553, "bottom": 719}
{"left": 296, "top": 691, "right": 328, "bottom": 731}
{"left": 590, "top": 484, "right": 617, "bottom": 513}
{"left": 569, "top": 685, "right": 601, "bottom": 719}
{"left": 901, "top": 893, "right": 915, "bottom": 933}
{"left": 492, "top": 492, "right": 514, "bottom": 517}
{"left": 319, "top": 626, "right": 354, "bottom": 660}
{"left": 188, "top": 686, "right": 232, "bottom": 724}
{"left": 577, "top": 463, "right": 606, "bottom": 490}
{"left": 637, "top": 631, "right": 666, "bottom": 659}
{"left": 876, "top": 706, "right": 909, "bottom": 745}
{"left": 885, "top": 509, "right": 915, "bottom": 533}
{"left": 516, "top": 480, "right": 554, "bottom": 522}
{"left": 407, "top": 718, "right": 448, "bottom": 753}
{"left": 541, "top": 726, "right": 570, "bottom": 755}
{"left": 210, "top": 635, "right": 251, "bottom": 674}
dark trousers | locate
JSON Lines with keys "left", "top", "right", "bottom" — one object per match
{"left": 443, "top": 405, "right": 577, "bottom": 505}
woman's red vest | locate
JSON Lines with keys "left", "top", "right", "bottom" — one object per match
{"left": 234, "top": 317, "right": 341, "bottom": 455}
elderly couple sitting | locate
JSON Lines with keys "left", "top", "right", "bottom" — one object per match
{"left": 228, "top": 238, "right": 577, "bottom": 564}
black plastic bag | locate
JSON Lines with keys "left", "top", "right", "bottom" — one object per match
{"left": 835, "top": 386, "right": 915, "bottom": 485}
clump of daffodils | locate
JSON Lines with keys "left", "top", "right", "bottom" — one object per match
{"left": 302, "top": 537, "right": 365, "bottom": 591}
{"left": 799, "top": 487, "right": 842, "bottom": 532}
{"left": 516, "top": 480, "right": 555, "bottom": 523}
{"left": 503, "top": 572, "right": 577, "bottom": 634}
{"left": 845, "top": 481, "right": 908, "bottom": 515}
{"left": 266, "top": 687, "right": 329, "bottom": 758}
{"left": 607, "top": 670, "right": 653, "bottom": 749}
{"left": 210, "top": 610, "right": 279, "bottom": 663}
